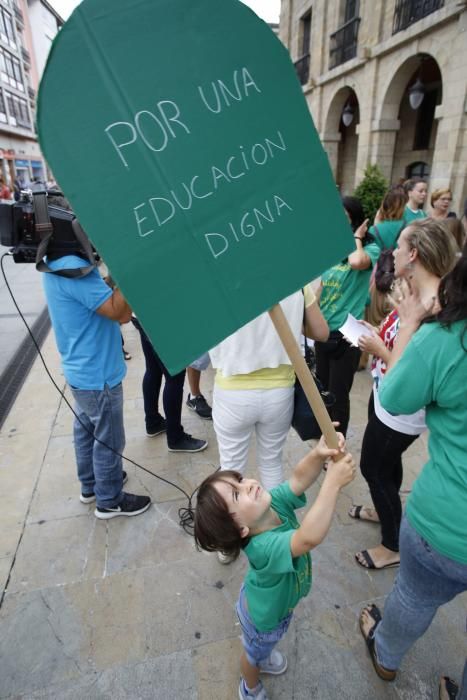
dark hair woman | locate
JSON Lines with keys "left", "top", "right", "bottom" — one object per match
{"left": 403, "top": 177, "right": 427, "bottom": 222}
{"left": 315, "top": 196, "right": 380, "bottom": 436}
{"left": 359, "top": 240, "right": 467, "bottom": 696}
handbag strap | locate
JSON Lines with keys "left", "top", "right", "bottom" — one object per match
{"left": 301, "top": 290, "right": 316, "bottom": 370}
{"left": 372, "top": 224, "right": 386, "bottom": 251}
{"left": 373, "top": 218, "right": 407, "bottom": 254}
{"left": 394, "top": 218, "right": 407, "bottom": 243}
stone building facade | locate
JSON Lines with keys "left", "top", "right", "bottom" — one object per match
{"left": 0, "top": 0, "right": 62, "bottom": 188}
{"left": 280, "top": 0, "right": 467, "bottom": 212}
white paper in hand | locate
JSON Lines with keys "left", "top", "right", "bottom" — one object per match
{"left": 339, "top": 314, "right": 374, "bottom": 347}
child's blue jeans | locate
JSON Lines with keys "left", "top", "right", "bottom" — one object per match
{"left": 236, "top": 584, "right": 292, "bottom": 667}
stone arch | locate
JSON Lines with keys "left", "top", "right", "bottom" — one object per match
{"left": 376, "top": 52, "right": 444, "bottom": 124}
{"left": 372, "top": 52, "right": 443, "bottom": 185}
{"left": 323, "top": 84, "right": 361, "bottom": 138}
{"left": 322, "top": 85, "right": 361, "bottom": 194}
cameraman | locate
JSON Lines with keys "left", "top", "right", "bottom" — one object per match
{"left": 41, "top": 195, "right": 151, "bottom": 519}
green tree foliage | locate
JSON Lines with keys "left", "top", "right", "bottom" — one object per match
{"left": 353, "top": 164, "right": 388, "bottom": 223}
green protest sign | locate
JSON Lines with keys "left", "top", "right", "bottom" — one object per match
{"left": 38, "top": 0, "right": 352, "bottom": 374}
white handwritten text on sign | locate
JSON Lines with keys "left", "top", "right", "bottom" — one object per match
{"left": 104, "top": 67, "right": 293, "bottom": 260}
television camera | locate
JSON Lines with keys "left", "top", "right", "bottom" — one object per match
{"left": 0, "top": 188, "right": 97, "bottom": 276}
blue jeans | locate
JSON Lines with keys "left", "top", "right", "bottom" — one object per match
{"left": 374, "top": 517, "right": 467, "bottom": 672}
{"left": 71, "top": 383, "right": 125, "bottom": 508}
{"left": 236, "top": 585, "right": 292, "bottom": 667}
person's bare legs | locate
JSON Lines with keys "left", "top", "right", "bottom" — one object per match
{"left": 349, "top": 505, "right": 380, "bottom": 522}
{"left": 240, "top": 651, "right": 260, "bottom": 691}
{"left": 187, "top": 366, "right": 201, "bottom": 396}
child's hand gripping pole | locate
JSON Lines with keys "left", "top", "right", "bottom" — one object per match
{"left": 268, "top": 302, "right": 339, "bottom": 452}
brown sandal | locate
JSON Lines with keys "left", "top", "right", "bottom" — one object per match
{"left": 359, "top": 604, "right": 397, "bottom": 682}
{"left": 440, "top": 676, "right": 459, "bottom": 699}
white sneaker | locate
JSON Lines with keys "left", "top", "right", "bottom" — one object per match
{"left": 217, "top": 551, "right": 235, "bottom": 565}
{"left": 259, "top": 649, "right": 288, "bottom": 675}
{"left": 238, "top": 679, "right": 269, "bottom": 699}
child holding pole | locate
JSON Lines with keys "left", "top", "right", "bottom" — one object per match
{"left": 194, "top": 434, "right": 355, "bottom": 700}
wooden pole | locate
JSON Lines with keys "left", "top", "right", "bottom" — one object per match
{"left": 268, "top": 302, "right": 339, "bottom": 450}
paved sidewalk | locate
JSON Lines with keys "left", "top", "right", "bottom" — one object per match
{"left": 0, "top": 248, "right": 47, "bottom": 378}
{"left": 0, "top": 248, "right": 49, "bottom": 426}
{"left": 0, "top": 322, "right": 465, "bottom": 699}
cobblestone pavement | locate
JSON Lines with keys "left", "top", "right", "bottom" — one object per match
{"left": 0, "top": 321, "right": 465, "bottom": 699}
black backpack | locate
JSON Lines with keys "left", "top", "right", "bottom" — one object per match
{"left": 371, "top": 221, "right": 406, "bottom": 294}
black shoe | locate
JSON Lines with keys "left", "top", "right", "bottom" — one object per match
{"left": 186, "top": 393, "right": 212, "bottom": 420}
{"left": 146, "top": 416, "right": 167, "bottom": 437}
{"left": 95, "top": 492, "right": 151, "bottom": 520}
{"left": 168, "top": 433, "right": 208, "bottom": 453}
{"left": 80, "top": 470, "right": 128, "bottom": 504}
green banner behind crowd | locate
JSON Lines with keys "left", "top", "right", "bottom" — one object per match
{"left": 38, "top": 0, "right": 352, "bottom": 374}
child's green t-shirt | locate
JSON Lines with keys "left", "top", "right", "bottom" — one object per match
{"left": 244, "top": 482, "right": 312, "bottom": 632}
{"left": 379, "top": 320, "right": 467, "bottom": 564}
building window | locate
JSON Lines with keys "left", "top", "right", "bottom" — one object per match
{"left": 0, "top": 7, "right": 16, "bottom": 49}
{"left": 329, "top": 18, "right": 360, "bottom": 69}
{"left": 301, "top": 10, "right": 312, "bottom": 56}
{"left": 0, "top": 88, "right": 7, "bottom": 123}
{"left": 413, "top": 89, "right": 437, "bottom": 150}
{"left": 330, "top": 1, "right": 360, "bottom": 69}
{"left": 406, "top": 161, "right": 430, "bottom": 179}
{"left": 393, "top": 0, "right": 445, "bottom": 34}
{"left": 295, "top": 10, "right": 312, "bottom": 85}
{"left": 5, "top": 90, "right": 31, "bottom": 128}
{"left": 344, "top": 0, "right": 360, "bottom": 23}
{"left": 0, "top": 46, "right": 24, "bottom": 91}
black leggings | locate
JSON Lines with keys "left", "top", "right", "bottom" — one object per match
{"left": 315, "top": 331, "right": 361, "bottom": 437}
{"left": 132, "top": 318, "right": 186, "bottom": 446}
{"left": 360, "top": 393, "right": 419, "bottom": 552}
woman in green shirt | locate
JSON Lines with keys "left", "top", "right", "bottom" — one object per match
{"left": 316, "top": 196, "right": 379, "bottom": 435}
{"left": 367, "top": 188, "right": 407, "bottom": 326}
{"left": 359, "top": 242, "right": 467, "bottom": 696}
{"left": 403, "top": 177, "right": 427, "bottom": 222}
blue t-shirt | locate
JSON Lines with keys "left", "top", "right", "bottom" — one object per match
{"left": 42, "top": 256, "right": 126, "bottom": 390}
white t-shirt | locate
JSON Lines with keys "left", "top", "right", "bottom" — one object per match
{"left": 372, "top": 309, "right": 426, "bottom": 435}
{"left": 209, "top": 286, "right": 315, "bottom": 377}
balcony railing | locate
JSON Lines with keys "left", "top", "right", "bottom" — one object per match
{"left": 393, "top": 0, "right": 444, "bottom": 34}
{"left": 294, "top": 54, "right": 310, "bottom": 85}
{"left": 329, "top": 17, "right": 360, "bottom": 70}
{"left": 27, "top": 85, "right": 35, "bottom": 100}
{"left": 21, "top": 46, "right": 30, "bottom": 63}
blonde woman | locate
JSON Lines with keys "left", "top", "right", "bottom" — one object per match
{"left": 430, "top": 188, "right": 455, "bottom": 220}
{"left": 352, "top": 219, "right": 458, "bottom": 570}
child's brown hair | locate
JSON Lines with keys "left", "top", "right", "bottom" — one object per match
{"left": 194, "top": 470, "right": 249, "bottom": 561}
